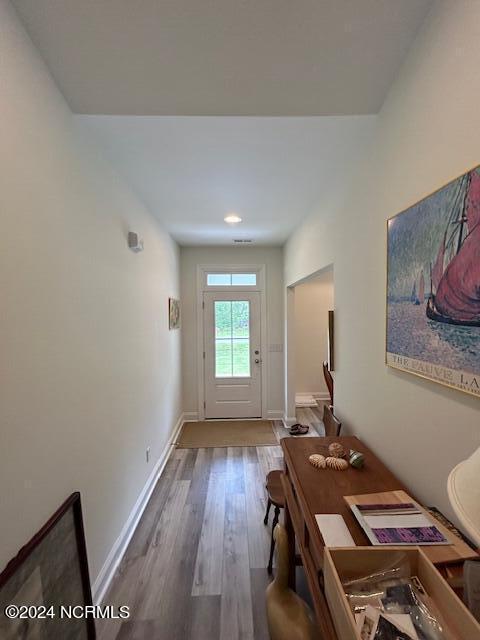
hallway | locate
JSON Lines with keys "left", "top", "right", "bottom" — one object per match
{"left": 99, "top": 445, "right": 281, "bottom": 640}
{"left": 98, "top": 412, "right": 323, "bottom": 640}
{"left": 2, "top": 2, "right": 480, "bottom": 639}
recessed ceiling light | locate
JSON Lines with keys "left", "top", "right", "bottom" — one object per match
{"left": 224, "top": 214, "right": 242, "bottom": 224}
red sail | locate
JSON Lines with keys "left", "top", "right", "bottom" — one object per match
{"left": 432, "top": 234, "right": 446, "bottom": 291}
{"left": 466, "top": 169, "right": 480, "bottom": 232}
{"left": 434, "top": 224, "right": 480, "bottom": 322}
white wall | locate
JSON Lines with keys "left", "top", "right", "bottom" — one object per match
{"left": 180, "top": 246, "right": 284, "bottom": 417}
{"left": 0, "top": 0, "right": 181, "bottom": 587}
{"left": 285, "top": 0, "right": 480, "bottom": 523}
{"left": 294, "top": 269, "right": 334, "bottom": 396}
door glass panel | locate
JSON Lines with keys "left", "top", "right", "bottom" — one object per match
{"left": 207, "top": 273, "right": 231, "bottom": 286}
{"left": 215, "top": 340, "right": 233, "bottom": 377}
{"left": 207, "top": 273, "right": 257, "bottom": 286}
{"left": 232, "top": 301, "right": 249, "bottom": 337}
{"left": 214, "top": 300, "right": 250, "bottom": 377}
{"left": 231, "top": 273, "right": 257, "bottom": 286}
{"left": 232, "top": 339, "right": 250, "bottom": 376}
{"left": 214, "top": 301, "right": 232, "bottom": 338}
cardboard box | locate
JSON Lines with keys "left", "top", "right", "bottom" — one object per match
{"left": 324, "top": 546, "right": 480, "bottom": 640}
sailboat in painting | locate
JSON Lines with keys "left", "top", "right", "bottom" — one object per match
{"left": 410, "top": 281, "right": 417, "bottom": 303}
{"left": 426, "top": 169, "right": 480, "bottom": 327}
{"left": 414, "top": 272, "right": 425, "bottom": 305}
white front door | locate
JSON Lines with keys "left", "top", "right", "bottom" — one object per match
{"left": 204, "top": 291, "right": 262, "bottom": 418}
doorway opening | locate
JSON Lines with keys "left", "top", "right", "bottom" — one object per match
{"left": 285, "top": 265, "right": 334, "bottom": 427}
{"left": 197, "top": 265, "right": 267, "bottom": 420}
{"left": 204, "top": 291, "right": 262, "bottom": 418}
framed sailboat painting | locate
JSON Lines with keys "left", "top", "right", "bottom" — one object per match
{"left": 386, "top": 165, "right": 480, "bottom": 397}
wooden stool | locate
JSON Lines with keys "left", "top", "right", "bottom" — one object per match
{"left": 264, "top": 470, "right": 285, "bottom": 573}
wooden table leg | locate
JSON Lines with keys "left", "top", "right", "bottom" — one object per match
{"left": 283, "top": 490, "right": 296, "bottom": 591}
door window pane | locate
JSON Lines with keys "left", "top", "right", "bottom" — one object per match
{"left": 232, "top": 339, "right": 250, "bottom": 376}
{"left": 232, "top": 301, "right": 250, "bottom": 337}
{"left": 232, "top": 273, "right": 257, "bottom": 286}
{"left": 214, "top": 300, "right": 250, "bottom": 377}
{"left": 215, "top": 301, "right": 232, "bottom": 338}
{"left": 215, "top": 340, "right": 232, "bottom": 377}
{"left": 207, "top": 273, "right": 231, "bottom": 286}
{"left": 207, "top": 273, "right": 256, "bottom": 286}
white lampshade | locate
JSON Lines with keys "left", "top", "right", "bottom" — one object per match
{"left": 447, "top": 446, "right": 480, "bottom": 548}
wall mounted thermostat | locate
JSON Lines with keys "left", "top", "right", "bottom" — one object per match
{"left": 128, "top": 231, "right": 144, "bottom": 252}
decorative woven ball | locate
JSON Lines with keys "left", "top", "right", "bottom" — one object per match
{"left": 349, "top": 449, "right": 365, "bottom": 469}
{"left": 325, "top": 456, "right": 349, "bottom": 471}
{"left": 308, "top": 454, "right": 326, "bottom": 469}
{"left": 328, "top": 442, "right": 345, "bottom": 459}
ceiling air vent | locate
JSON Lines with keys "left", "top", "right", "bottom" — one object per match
{"left": 233, "top": 239, "right": 253, "bottom": 243}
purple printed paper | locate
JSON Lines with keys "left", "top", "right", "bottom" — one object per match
{"left": 371, "top": 526, "right": 447, "bottom": 544}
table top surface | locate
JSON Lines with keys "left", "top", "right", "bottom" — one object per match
{"left": 281, "top": 436, "right": 477, "bottom": 564}
{"left": 282, "top": 436, "right": 405, "bottom": 547}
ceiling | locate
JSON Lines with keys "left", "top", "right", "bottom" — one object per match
{"left": 13, "top": 1, "right": 431, "bottom": 245}
{"left": 76, "top": 116, "right": 375, "bottom": 245}
{"left": 13, "top": 0, "right": 431, "bottom": 116}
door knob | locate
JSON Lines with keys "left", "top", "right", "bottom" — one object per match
{"left": 255, "top": 358, "right": 260, "bottom": 364}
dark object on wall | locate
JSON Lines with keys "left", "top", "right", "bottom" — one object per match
{"left": 323, "top": 361, "right": 334, "bottom": 407}
{"left": 127, "top": 231, "right": 143, "bottom": 252}
{"left": 169, "top": 297, "right": 180, "bottom": 329}
{"left": 327, "top": 310, "right": 334, "bottom": 371}
{"left": 0, "top": 492, "right": 96, "bottom": 639}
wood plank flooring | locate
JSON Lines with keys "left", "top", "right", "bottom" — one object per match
{"left": 97, "top": 409, "right": 324, "bottom": 640}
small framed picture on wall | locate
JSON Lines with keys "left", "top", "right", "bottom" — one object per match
{"left": 169, "top": 298, "right": 180, "bottom": 330}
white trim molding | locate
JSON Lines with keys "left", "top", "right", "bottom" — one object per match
{"left": 313, "top": 392, "right": 330, "bottom": 401}
{"left": 295, "top": 391, "right": 330, "bottom": 403}
{"left": 92, "top": 412, "right": 184, "bottom": 604}
{"left": 267, "top": 410, "right": 285, "bottom": 420}
{"left": 295, "top": 390, "right": 329, "bottom": 399}
{"left": 182, "top": 411, "right": 199, "bottom": 422}
{"left": 283, "top": 415, "right": 298, "bottom": 427}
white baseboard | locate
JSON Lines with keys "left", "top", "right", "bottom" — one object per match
{"left": 296, "top": 391, "right": 330, "bottom": 401}
{"left": 283, "top": 415, "right": 298, "bottom": 427}
{"left": 182, "top": 411, "right": 199, "bottom": 422}
{"left": 267, "top": 410, "right": 284, "bottom": 419}
{"left": 92, "top": 412, "right": 185, "bottom": 604}
{"left": 313, "top": 392, "right": 330, "bottom": 401}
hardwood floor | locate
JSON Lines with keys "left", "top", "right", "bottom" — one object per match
{"left": 98, "top": 410, "right": 324, "bottom": 640}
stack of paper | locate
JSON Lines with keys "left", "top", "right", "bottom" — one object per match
{"left": 315, "top": 514, "right": 355, "bottom": 547}
{"left": 350, "top": 502, "right": 450, "bottom": 546}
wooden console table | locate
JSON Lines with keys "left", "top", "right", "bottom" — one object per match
{"left": 280, "top": 436, "right": 477, "bottom": 640}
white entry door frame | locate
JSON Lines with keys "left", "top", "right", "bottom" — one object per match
{"left": 204, "top": 291, "right": 261, "bottom": 418}
{"left": 196, "top": 264, "right": 268, "bottom": 420}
